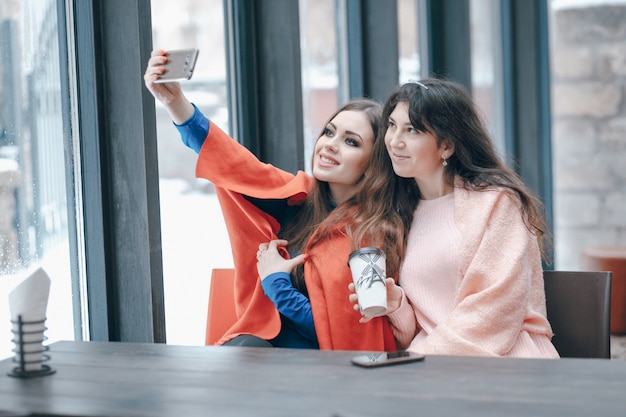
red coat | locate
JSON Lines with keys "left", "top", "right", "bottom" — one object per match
{"left": 196, "top": 123, "right": 396, "bottom": 351}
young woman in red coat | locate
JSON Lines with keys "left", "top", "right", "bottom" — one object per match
{"left": 145, "top": 50, "right": 417, "bottom": 350}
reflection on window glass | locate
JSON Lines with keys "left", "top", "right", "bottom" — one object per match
{"left": 470, "top": 0, "right": 505, "bottom": 155}
{"left": 150, "top": 0, "right": 231, "bottom": 346}
{"left": 0, "top": 0, "right": 76, "bottom": 359}
{"left": 398, "top": 0, "right": 421, "bottom": 83}
{"left": 299, "top": 0, "right": 339, "bottom": 174}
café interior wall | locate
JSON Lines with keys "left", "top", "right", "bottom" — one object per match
{"left": 550, "top": 1, "right": 626, "bottom": 270}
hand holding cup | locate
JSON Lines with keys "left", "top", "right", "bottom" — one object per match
{"left": 348, "top": 247, "right": 388, "bottom": 318}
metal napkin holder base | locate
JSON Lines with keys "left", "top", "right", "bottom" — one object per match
{"left": 7, "top": 315, "right": 56, "bottom": 378}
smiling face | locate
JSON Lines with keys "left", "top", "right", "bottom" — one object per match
{"left": 312, "top": 110, "right": 375, "bottom": 205}
{"left": 384, "top": 101, "right": 453, "bottom": 199}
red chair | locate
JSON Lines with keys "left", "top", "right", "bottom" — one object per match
{"left": 205, "top": 268, "right": 238, "bottom": 345}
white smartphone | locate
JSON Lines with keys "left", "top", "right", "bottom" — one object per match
{"left": 154, "top": 48, "right": 199, "bottom": 83}
{"left": 350, "top": 351, "right": 425, "bottom": 368}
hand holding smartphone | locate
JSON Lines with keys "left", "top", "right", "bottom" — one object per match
{"left": 154, "top": 48, "right": 199, "bottom": 83}
{"left": 351, "top": 351, "right": 425, "bottom": 368}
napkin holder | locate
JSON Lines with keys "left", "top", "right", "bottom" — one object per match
{"left": 7, "top": 314, "right": 55, "bottom": 378}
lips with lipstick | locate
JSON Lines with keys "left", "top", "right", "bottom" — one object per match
{"left": 318, "top": 153, "right": 339, "bottom": 167}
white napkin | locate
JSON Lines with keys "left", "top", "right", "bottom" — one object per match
{"left": 8, "top": 267, "right": 51, "bottom": 371}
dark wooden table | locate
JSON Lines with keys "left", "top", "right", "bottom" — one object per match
{"left": 0, "top": 341, "right": 625, "bottom": 417}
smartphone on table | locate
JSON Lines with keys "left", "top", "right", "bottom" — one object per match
{"left": 351, "top": 351, "right": 425, "bottom": 368}
{"left": 154, "top": 48, "right": 199, "bottom": 83}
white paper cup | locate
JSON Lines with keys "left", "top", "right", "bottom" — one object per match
{"left": 348, "top": 247, "right": 387, "bottom": 317}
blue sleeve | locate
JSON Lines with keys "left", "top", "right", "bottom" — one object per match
{"left": 261, "top": 272, "right": 316, "bottom": 341}
{"left": 174, "top": 103, "right": 210, "bottom": 154}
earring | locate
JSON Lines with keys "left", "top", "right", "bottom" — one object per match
{"left": 442, "top": 155, "right": 448, "bottom": 167}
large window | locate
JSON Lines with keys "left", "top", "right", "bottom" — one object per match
{"left": 470, "top": 0, "right": 505, "bottom": 155}
{"left": 3, "top": 0, "right": 591, "bottom": 355}
{"left": 150, "top": 0, "right": 231, "bottom": 346}
{"left": 398, "top": 0, "right": 421, "bottom": 83}
{"left": 299, "top": 0, "right": 340, "bottom": 173}
{"left": 0, "top": 0, "right": 80, "bottom": 358}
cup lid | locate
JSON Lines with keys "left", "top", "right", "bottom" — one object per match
{"left": 348, "top": 247, "right": 384, "bottom": 260}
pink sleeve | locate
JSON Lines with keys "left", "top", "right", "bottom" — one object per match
{"left": 415, "top": 190, "right": 548, "bottom": 356}
{"left": 386, "top": 287, "right": 418, "bottom": 349}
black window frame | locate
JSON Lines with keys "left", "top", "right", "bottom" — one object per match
{"left": 65, "top": 0, "right": 553, "bottom": 341}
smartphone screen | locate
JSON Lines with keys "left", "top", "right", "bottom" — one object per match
{"left": 350, "top": 351, "right": 425, "bottom": 368}
{"left": 154, "top": 48, "right": 199, "bottom": 83}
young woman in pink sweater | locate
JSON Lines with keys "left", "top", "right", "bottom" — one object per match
{"left": 351, "top": 79, "right": 559, "bottom": 358}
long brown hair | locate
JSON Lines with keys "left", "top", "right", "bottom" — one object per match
{"left": 280, "top": 98, "right": 416, "bottom": 293}
{"left": 383, "top": 79, "right": 550, "bottom": 259}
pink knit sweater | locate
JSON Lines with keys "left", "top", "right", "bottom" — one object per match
{"left": 388, "top": 183, "right": 559, "bottom": 358}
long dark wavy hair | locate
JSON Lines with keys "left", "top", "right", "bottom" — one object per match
{"left": 380, "top": 78, "right": 550, "bottom": 259}
{"left": 280, "top": 98, "right": 417, "bottom": 294}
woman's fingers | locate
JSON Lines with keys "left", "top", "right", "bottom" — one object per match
{"left": 267, "top": 239, "right": 288, "bottom": 249}
{"left": 257, "top": 239, "right": 289, "bottom": 258}
{"left": 150, "top": 49, "right": 167, "bottom": 58}
{"left": 144, "top": 51, "right": 173, "bottom": 88}
{"left": 256, "top": 239, "right": 303, "bottom": 278}
{"left": 256, "top": 242, "right": 269, "bottom": 259}
{"left": 348, "top": 282, "right": 368, "bottom": 322}
{"left": 288, "top": 253, "right": 306, "bottom": 267}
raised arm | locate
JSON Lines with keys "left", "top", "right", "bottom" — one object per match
{"left": 144, "top": 49, "right": 195, "bottom": 124}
